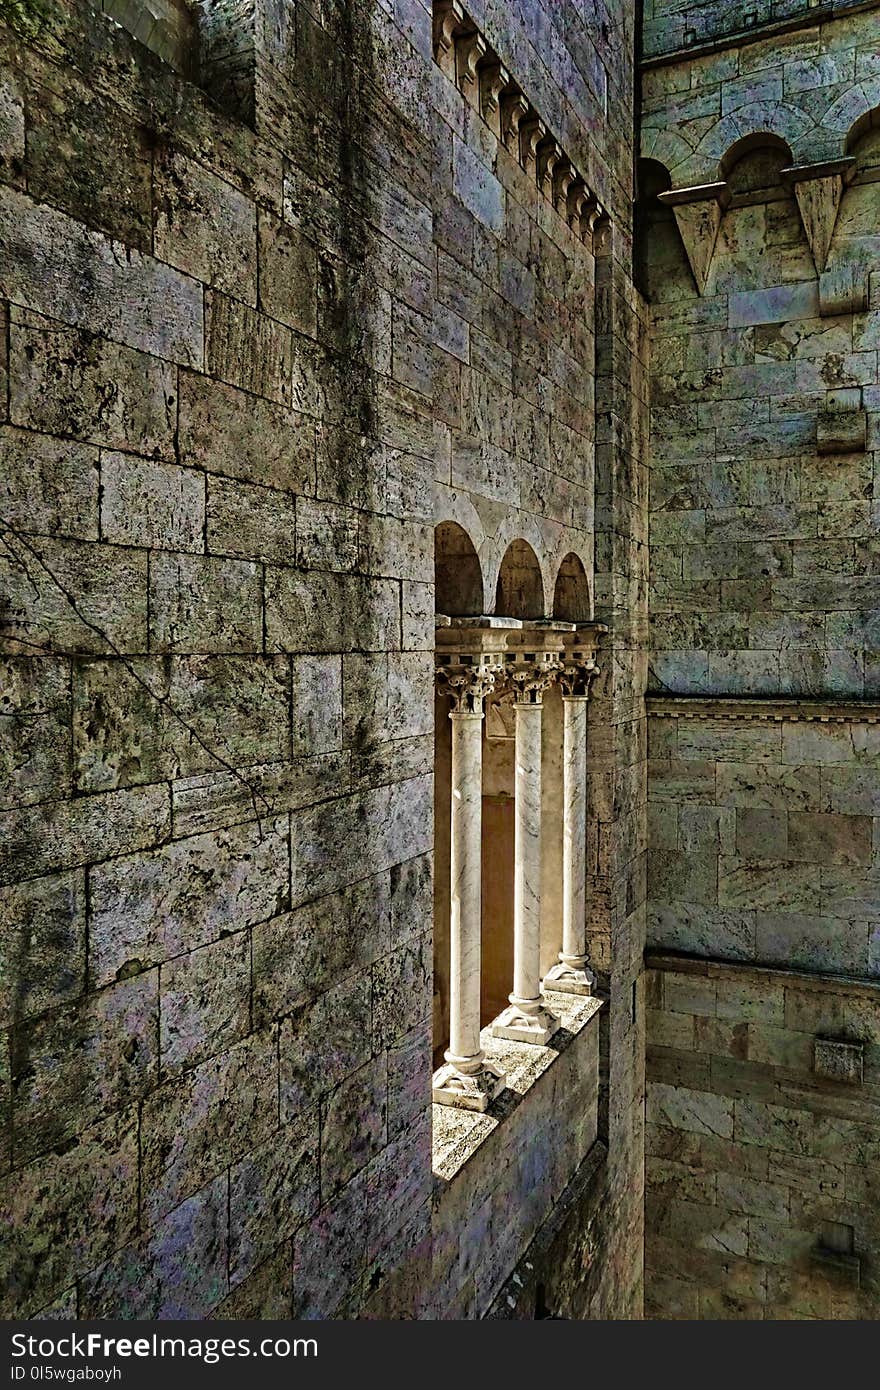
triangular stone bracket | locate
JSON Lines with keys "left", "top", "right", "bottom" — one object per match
{"left": 657, "top": 181, "right": 731, "bottom": 296}
{"left": 781, "top": 158, "right": 856, "bottom": 274}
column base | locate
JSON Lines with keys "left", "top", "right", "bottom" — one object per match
{"left": 432, "top": 1058, "right": 506, "bottom": 1112}
{"left": 491, "top": 999, "right": 560, "bottom": 1046}
{"left": 543, "top": 956, "right": 597, "bottom": 997}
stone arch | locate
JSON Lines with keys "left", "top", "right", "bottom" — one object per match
{"left": 698, "top": 104, "right": 814, "bottom": 176}
{"left": 823, "top": 80, "right": 880, "bottom": 143}
{"left": 720, "top": 132, "right": 793, "bottom": 192}
{"left": 495, "top": 539, "right": 545, "bottom": 620}
{"left": 846, "top": 104, "right": 880, "bottom": 162}
{"left": 434, "top": 521, "right": 484, "bottom": 617}
{"left": 552, "top": 553, "right": 592, "bottom": 623}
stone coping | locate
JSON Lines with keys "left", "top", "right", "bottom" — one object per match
{"left": 432, "top": 993, "right": 604, "bottom": 1184}
{"left": 646, "top": 950, "right": 880, "bottom": 1001}
{"left": 646, "top": 696, "right": 880, "bottom": 724}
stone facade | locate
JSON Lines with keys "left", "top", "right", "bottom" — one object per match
{"left": 1, "top": 0, "right": 876, "bottom": 1323}
{"left": 0, "top": 0, "right": 644, "bottom": 1321}
{"left": 641, "top": 0, "right": 880, "bottom": 1321}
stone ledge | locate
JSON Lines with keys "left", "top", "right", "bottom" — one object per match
{"left": 646, "top": 696, "right": 880, "bottom": 724}
{"left": 432, "top": 993, "right": 603, "bottom": 1183}
{"left": 646, "top": 950, "right": 880, "bottom": 1001}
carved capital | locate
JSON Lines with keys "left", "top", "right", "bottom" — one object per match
{"left": 436, "top": 658, "right": 503, "bottom": 714}
{"left": 559, "top": 656, "right": 599, "bottom": 699}
{"left": 506, "top": 654, "right": 564, "bottom": 706}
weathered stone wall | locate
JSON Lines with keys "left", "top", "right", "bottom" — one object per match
{"left": 641, "top": 0, "right": 880, "bottom": 1321}
{"left": 0, "top": 0, "right": 645, "bottom": 1321}
{"left": 641, "top": 0, "right": 874, "bottom": 63}
{"left": 646, "top": 954, "right": 880, "bottom": 1319}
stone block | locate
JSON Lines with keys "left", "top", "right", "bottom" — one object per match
{"left": 258, "top": 212, "right": 317, "bottom": 336}
{"left": 291, "top": 654, "right": 343, "bottom": 755}
{"left": 0, "top": 783, "right": 169, "bottom": 888}
{"left": 11, "top": 972, "right": 159, "bottom": 1162}
{"left": 140, "top": 1029, "right": 278, "bottom": 1224}
{"left": 788, "top": 811, "right": 872, "bottom": 866}
{"left": 372, "top": 937, "right": 432, "bottom": 1051}
{"left": 154, "top": 150, "right": 257, "bottom": 303}
{"left": 0, "top": 426, "right": 99, "bottom": 542}
{"left": 295, "top": 498, "right": 359, "bottom": 572}
{"left": 279, "top": 974, "right": 372, "bottom": 1119}
{"left": 205, "top": 291, "right": 292, "bottom": 405}
{"left": 160, "top": 931, "right": 251, "bottom": 1076}
{"left": 0, "top": 1106, "right": 138, "bottom": 1317}
{"left": 89, "top": 819, "right": 288, "bottom": 986}
{"left": 79, "top": 1173, "right": 228, "bottom": 1319}
{"left": 814, "top": 1038, "right": 864, "bottom": 1085}
{"left": 0, "top": 871, "right": 85, "bottom": 1028}
{"left": 0, "top": 535, "right": 148, "bottom": 657}
{"left": 646, "top": 1081, "right": 733, "bottom": 1139}
{"left": 0, "top": 656, "right": 71, "bottom": 809}
{"left": 206, "top": 475, "right": 297, "bottom": 565}
{"left": 149, "top": 552, "right": 263, "bottom": 653}
{"left": 72, "top": 654, "right": 290, "bottom": 792}
{"left": 229, "top": 1119, "right": 319, "bottom": 1285}
{"left": 265, "top": 568, "right": 401, "bottom": 653}
{"left": 289, "top": 777, "right": 431, "bottom": 908}
{"left": 9, "top": 310, "right": 176, "bottom": 457}
{"left": 320, "top": 1056, "right": 388, "bottom": 1199}
{"left": 0, "top": 186, "right": 202, "bottom": 367}
{"left": 252, "top": 874, "right": 390, "bottom": 1025}
{"left": 177, "top": 370, "right": 315, "bottom": 494}
{"left": 100, "top": 454, "right": 205, "bottom": 552}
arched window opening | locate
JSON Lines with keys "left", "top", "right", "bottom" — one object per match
{"left": 553, "top": 553, "right": 592, "bottom": 623}
{"left": 495, "top": 539, "right": 544, "bottom": 620}
{"left": 435, "top": 521, "right": 484, "bottom": 617}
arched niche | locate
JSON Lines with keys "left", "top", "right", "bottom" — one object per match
{"left": 435, "top": 521, "right": 483, "bottom": 617}
{"left": 720, "top": 133, "right": 793, "bottom": 195}
{"left": 634, "top": 158, "right": 689, "bottom": 301}
{"left": 494, "top": 539, "right": 545, "bottom": 620}
{"left": 553, "top": 553, "right": 591, "bottom": 623}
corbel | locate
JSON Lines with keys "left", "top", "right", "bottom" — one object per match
{"left": 566, "top": 179, "right": 590, "bottom": 232}
{"left": 657, "top": 180, "right": 731, "bottom": 296}
{"left": 432, "top": 0, "right": 468, "bottom": 79}
{"left": 479, "top": 59, "right": 511, "bottom": 139}
{"left": 553, "top": 159, "right": 578, "bottom": 218}
{"left": 781, "top": 157, "right": 856, "bottom": 274}
{"left": 816, "top": 387, "right": 866, "bottom": 455}
{"left": 581, "top": 197, "right": 605, "bottom": 249}
{"left": 818, "top": 260, "right": 870, "bottom": 317}
{"left": 455, "top": 29, "right": 487, "bottom": 109}
{"left": 536, "top": 136, "right": 563, "bottom": 199}
{"left": 518, "top": 113, "right": 546, "bottom": 181}
{"left": 500, "top": 88, "right": 529, "bottom": 155}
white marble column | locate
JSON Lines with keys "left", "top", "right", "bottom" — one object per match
{"left": 492, "top": 658, "right": 561, "bottom": 1045}
{"left": 433, "top": 660, "right": 506, "bottom": 1111}
{"left": 544, "top": 678, "right": 596, "bottom": 996}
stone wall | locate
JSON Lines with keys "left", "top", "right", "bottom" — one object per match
{"left": 0, "top": 0, "right": 645, "bottom": 1321}
{"left": 646, "top": 953, "right": 880, "bottom": 1319}
{"left": 641, "top": 0, "right": 874, "bottom": 63}
{"left": 641, "top": 0, "right": 880, "bottom": 1321}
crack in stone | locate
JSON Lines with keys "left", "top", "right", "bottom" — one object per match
{"left": 1, "top": 520, "right": 274, "bottom": 835}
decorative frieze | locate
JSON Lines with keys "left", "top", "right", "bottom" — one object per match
{"left": 431, "top": 0, "right": 605, "bottom": 244}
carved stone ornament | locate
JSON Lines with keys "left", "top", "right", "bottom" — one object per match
{"left": 436, "top": 659, "right": 503, "bottom": 713}
{"left": 559, "top": 656, "right": 599, "bottom": 699}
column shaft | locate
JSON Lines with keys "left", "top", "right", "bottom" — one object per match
{"left": 544, "top": 695, "right": 595, "bottom": 995}
{"left": 492, "top": 697, "right": 559, "bottom": 1045}
{"left": 447, "top": 710, "right": 483, "bottom": 1062}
